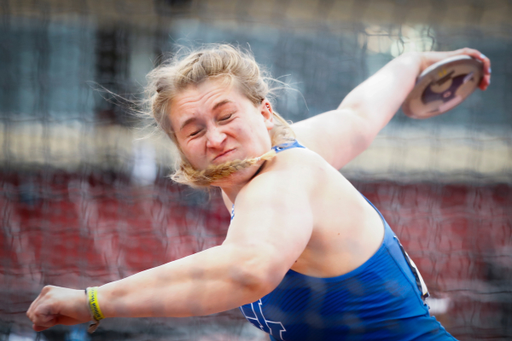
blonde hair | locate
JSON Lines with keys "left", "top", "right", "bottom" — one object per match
{"left": 143, "top": 44, "right": 295, "bottom": 188}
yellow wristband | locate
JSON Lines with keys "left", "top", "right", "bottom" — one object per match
{"left": 86, "top": 287, "right": 105, "bottom": 321}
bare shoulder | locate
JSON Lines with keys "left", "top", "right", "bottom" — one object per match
{"left": 291, "top": 109, "right": 370, "bottom": 170}
{"left": 221, "top": 148, "right": 322, "bottom": 212}
{"left": 223, "top": 148, "right": 316, "bottom": 272}
{"left": 233, "top": 147, "right": 336, "bottom": 219}
{"left": 229, "top": 148, "right": 320, "bottom": 215}
{"left": 244, "top": 147, "right": 325, "bottom": 195}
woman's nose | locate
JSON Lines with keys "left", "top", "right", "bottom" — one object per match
{"left": 206, "top": 127, "right": 226, "bottom": 148}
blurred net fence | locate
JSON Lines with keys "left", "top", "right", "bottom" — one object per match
{"left": 1, "top": 0, "right": 511, "bottom": 340}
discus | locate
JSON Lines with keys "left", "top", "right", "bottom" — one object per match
{"left": 402, "top": 55, "right": 483, "bottom": 119}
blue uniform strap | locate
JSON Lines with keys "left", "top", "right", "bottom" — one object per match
{"left": 272, "top": 140, "right": 305, "bottom": 153}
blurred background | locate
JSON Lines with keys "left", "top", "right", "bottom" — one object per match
{"left": 1, "top": 0, "right": 511, "bottom": 340}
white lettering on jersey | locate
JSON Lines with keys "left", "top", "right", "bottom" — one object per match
{"left": 241, "top": 299, "right": 287, "bottom": 340}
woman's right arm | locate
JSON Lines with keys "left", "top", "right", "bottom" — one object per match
{"left": 292, "top": 48, "right": 491, "bottom": 170}
{"left": 26, "top": 160, "right": 314, "bottom": 331}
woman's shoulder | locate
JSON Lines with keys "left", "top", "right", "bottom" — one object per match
{"left": 269, "top": 141, "right": 332, "bottom": 172}
{"left": 221, "top": 143, "right": 325, "bottom": 211}
{"left": 245, "top": 143, "right": 333, "bottom": 194}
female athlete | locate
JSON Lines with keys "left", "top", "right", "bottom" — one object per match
{"left": 27, "top": 44, "right": 491, "bottom": 340}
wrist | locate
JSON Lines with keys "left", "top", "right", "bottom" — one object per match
{"left": 395, "top": 51, "right": 423, "bottom": 78}
{"left": 85, "top": 287, "right": 105, "bottom": 333}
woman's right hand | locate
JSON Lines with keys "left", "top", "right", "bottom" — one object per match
{"left": 26, "top": 285, "right": 91, "bottom": 332}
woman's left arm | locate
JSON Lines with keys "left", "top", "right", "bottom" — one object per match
{"left": 337, "top": 48, "right": 491, "bottom": 129}
{"left": 293, "top": 48, "right": 491, "bottom": 170}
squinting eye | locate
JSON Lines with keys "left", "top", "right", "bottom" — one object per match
{"left": 220, "top": 113, "right": 233, "bottom": 121}
{"left": 189, "top": 129, "right": 202, "bottom": 137}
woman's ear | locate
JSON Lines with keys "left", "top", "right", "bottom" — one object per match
{"left": 261, "top": 99, "right": 274, "bottom": 131}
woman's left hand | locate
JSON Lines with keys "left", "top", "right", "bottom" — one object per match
{"left": 26, "top": 285, "right": 91, "bottom": 332}
{"left": 419, "top": 48, "right": 491, "bottom": 91}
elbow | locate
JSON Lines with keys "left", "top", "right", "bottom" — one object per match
{"left": 228, "top": 251, "right": 288, "bottom": 302}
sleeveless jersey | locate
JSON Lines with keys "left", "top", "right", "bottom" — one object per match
{"left": 235, "top": 141, "right": 457, "bottom": 341}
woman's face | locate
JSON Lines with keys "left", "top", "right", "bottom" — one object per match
{"left": 168, "top": 79, "right": 274, "bottom": 173}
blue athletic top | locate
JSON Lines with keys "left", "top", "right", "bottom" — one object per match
{"left": 236, "top": 141, "right": 456, "bottom": 341}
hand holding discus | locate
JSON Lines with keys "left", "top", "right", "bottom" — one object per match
{"left": 402, "top": 48, "right": 491, "bottom": 119}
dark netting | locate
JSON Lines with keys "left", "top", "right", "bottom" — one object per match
{"left": 1, "top": 0, "right": 511, "bottom": 340}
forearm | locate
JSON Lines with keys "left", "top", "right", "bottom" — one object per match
{"left": 97, "top": 245, "right": 271, "bottom": 318}
{"left": 338, "top": 52, "right": 422, "bottom": 130}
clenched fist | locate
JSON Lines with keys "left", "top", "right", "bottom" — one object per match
{"left": 26, "top": 285, "right": 91, "bottom": 332}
